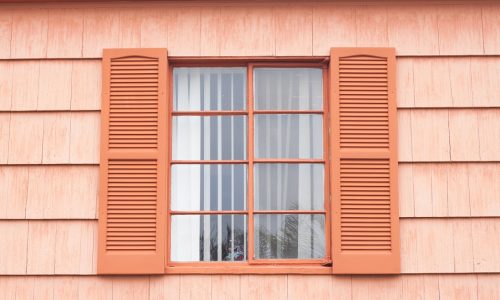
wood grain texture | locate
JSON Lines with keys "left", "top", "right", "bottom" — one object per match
{"left": 0, "top": 113, "right": 9, "bottom": 163}
{"left": 118, "top": 8, "right": 142, "bottom": 48}
{"left": 112, "top": 276, "right": 150, "bottom": 300}
{"left": 449, "top": 110, "right": 480, "bottom": 161}
{"left": 399, "top": 163, "right": 500, "bottom": 218}
{"left": 482, "top": 4, "right": 500, "bottom": 55}
{"left": 355, "top": 6, "right": 388, "bottom": 47}
{"left": 0, "top": 167, "right": 28, "bottom": 219}
{"left": 149, "top": 275, "right": 180, "bottom": 300}
{"left": 0, "top": 9, "right": 12, "bottom": 59}
{"left": 179, "top": 275, "right": 211, "bottom": 300}
{"left": 70, "top": 60, "right": 101, "bottom": 110}
{"left": 82, "top": 8, "right": 119, "bottom": 58}
{"left": 69, "top": 112, "right": 100, "bottom": 163}
{"left": 312, "top": 5, "right": 356, "bottom": 56}
{"left": 42, "top": 113, "right": 71, "bottom": 163}
{"left": 478, "top": 109, "right": 500, "bottom": 161}
{"left": 469, "top": 163, "right": 500, "bottom": 217}
{"left": 472, "top": 219, "right": 500, "bottom": 272}
{"left": 2, "top": 4, "right": 500, "bottom": 59}
{"left": 0, "top": 62, "right": 13, "bottom": 111}
{"left": 471, "top": 57, "right": 500, "bottom": 107}
{"left": 219, "top": 6, "right": 274, "bottom": 56}
{"left": 439, "top": 274, "right": 478, "bottom": 300}
{"left": 25, "top": 166, "right": 97, "bottom": 219}
{"left": 396, "top": 59, "right": 414, "bottom": 108}
{"left": 274, "top": 5, "right": 313, "bottom": 56}
{"left": 288, "top": 275, "right": 333, "bottom": 300}
{"left": 412, "top": 58, "right": 453, "bottom": 107}
{"left": 26, "top": 221, "right": 57, "bottom": 274}
{"left": 397, "top": 57, "right": 500, "bottom": 108}
{"left": 78, "top": 276, "right": 113, "bottom": 300}
{"left": 478, "top": 274, "right": 500, "bottom": 299}
{"left": 387, "top": 5, "right": 439, "bottom": 55}
{"left": 10, "top": 61, "right": 39, "bottom": 111}
{"left": 38, "top": 61, "right": 73, "bottom": 110}
{"left": 437, "top": 4, "right": 484, "bottom": 55}
{"left": 10, "top": 8, "right": 48, "bottom": 58}
{"left": 140, "top": 8, "right": 168, "bottom": 49}
{"left": 0, "top": 274, "right": 498, "bottom": 297}
{"left": 352, "top": 276, "right": 402, "bottom": 300}
{"left": 200, "top": 7, "right": 220, "bottom": 56}
{"left": 8, "top": 113, "right": 44, "bottom": 164}
{"left": 167, "top": 7, "right": 201, "bottom": 56}
{"left": 400, "top": 218, "right": 500, "bottom": 274}
{"left": 47, "top": 8, "right": 83, "bottom": 58}
{"left": 211, "top": 275, "right": 240, "bottom": 300}
{"left": 1, "top": 60, "right": 102, "bottom": 112}
{"left": 240, "top": 275, "right": 287, "bottom": 300}
{"left": 410, "top": 109, "right": 450, "bottom": 162}
{"left": 0, "top": 221, "right": 28, "bottom": 274}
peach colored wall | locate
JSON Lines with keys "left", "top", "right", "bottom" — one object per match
{"left": 0, "top": 1, "right": 499, "bottom": 299}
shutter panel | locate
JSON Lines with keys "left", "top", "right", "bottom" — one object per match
{"left": 330, "top": 48, "right": 400, "bottom": 274}
{"left": 98, "top": 49, "right": 167, "bottom": 274}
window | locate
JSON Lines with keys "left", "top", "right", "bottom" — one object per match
{"left": 98, "top": 48, "right": 400, "bottom": 275}
{"left": 168, "top": 64, "right": 329, "bottom": 265}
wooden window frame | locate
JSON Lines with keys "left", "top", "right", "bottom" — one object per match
{"left": 165, "top": 59, "right": 332, "bottom": 274}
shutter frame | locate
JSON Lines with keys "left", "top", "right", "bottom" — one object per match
{"left": 98, "top": 48, "right": 168, "bottom": 274}
{"left": 330, "top": 48, "right": 400, "bottom": 274}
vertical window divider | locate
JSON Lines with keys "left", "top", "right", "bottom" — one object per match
{"left": 247, "top": 63, "right": 255, "bottom": 263}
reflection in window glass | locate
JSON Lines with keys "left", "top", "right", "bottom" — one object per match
{"left": 172, "top": 116, "right": 247, "bottom": 160}
{"left": 171, "top": 214, "right": 247, "bottom": 262}
{"left": 254, "top": 68, "right": 323, "bottom": 110}
{"left": 171, "top": 164, "right": 247, "bottom": 211}
{"left": 254, "top": 214, "right": 325, "bottom": 259}
{"left": 173, "top": 67, "right": 246, "bottom": 111}
{"left": 254, "top": 114, "right": 323, "bottom": 159}
{"left": 254, "top": 164, "right": 323, "bottom": 211}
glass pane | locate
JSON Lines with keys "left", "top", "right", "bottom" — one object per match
{"left": 171, "top": 164, "right": 247, "bottom": 211}
{"left": 254, "top": 164, "right": 324, "bottom": 211}
{"left": 254, "top": 114, "right": 322, "bottom": 159}
{"left": 171, "top": 214, "right": 247, "bottom": 262}
{"left": 173, "top": 67, "right": 246, "bottom": 111}
{"left": 172, "top": 116, "right": 247, "bottom": 160}
{"left": 254, "top": 68, "right": 323, "bottom": 110}
{"left": 254, "top": 214, "right": 325, "bottom": 259}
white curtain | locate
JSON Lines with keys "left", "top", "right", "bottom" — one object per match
{"left": 171, "top": 68, "right": 246, "bottom": 262}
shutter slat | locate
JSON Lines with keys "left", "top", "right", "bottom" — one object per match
{"left": 331, "top": 48, "right": 400, "bottom": 274}
{"left": 98, "top": 49, "right": 167, "bottom": 274}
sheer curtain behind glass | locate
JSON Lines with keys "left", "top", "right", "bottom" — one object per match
{"left": 253, "top": 68, "right": 325, "bottom": 259}
{"left": 171, "top": 68, "right": 247, "bottom": 262}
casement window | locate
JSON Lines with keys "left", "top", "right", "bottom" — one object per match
{"left": 98, "top": 48, "right": 399, "bottom": 274}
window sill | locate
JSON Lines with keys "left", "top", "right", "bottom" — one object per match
{"left": 164, "top": 265, "right": 332, "bottom": 275}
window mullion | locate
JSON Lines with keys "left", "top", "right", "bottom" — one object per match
{"left": 247, "top": 63, "right": 256, "bottom": 264}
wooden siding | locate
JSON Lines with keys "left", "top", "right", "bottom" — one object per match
{"left": 0, "top": 1, "right": 499, "bottom": 298}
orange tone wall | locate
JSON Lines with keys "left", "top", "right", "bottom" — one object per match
{"left": 0, "top": 1, "right": 499, "bottom": 299}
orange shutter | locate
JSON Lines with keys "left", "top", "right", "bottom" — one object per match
{"left": 98, "top": 49, "right": 168, "bottom": 274}
{"left": 330, "top": 48, "right": 400, "bottom": 274}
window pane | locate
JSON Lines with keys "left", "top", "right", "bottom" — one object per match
{"left": 171, "top": 214, "right": 247, "bottom": 262}
{"left": 172, "top": 116, "right": 247, "bottom": 160}
{"left": 254, "top": 214, "right": 325, "bottom": 259}
{"left": 173, "top": 67, "right": 246, "bottom": 111}
{"left": 254, "top": 164, "right": 323, "bottom": 211}
{"left": 254, "top": 114, "right": 322, "bottom": 159}
{"left": 254, "top": 68, "right": 323, "bottom": 110}
{"left": 171, "top": 164, "right": 247, "bottom": 211}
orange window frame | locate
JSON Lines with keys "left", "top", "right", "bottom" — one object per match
{"left": 166, "top": 59, "right": 331, "bottom": 273}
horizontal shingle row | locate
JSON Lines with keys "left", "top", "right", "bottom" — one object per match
{"left": 0, "top": 4, "right": 499, "bottom": 58}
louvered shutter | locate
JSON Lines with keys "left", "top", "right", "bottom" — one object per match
{"left": 98, "top": 49, "right": 167, "bottom": 274}
{"left": 330, "top": 48, "right": 400, "bottom": 274}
